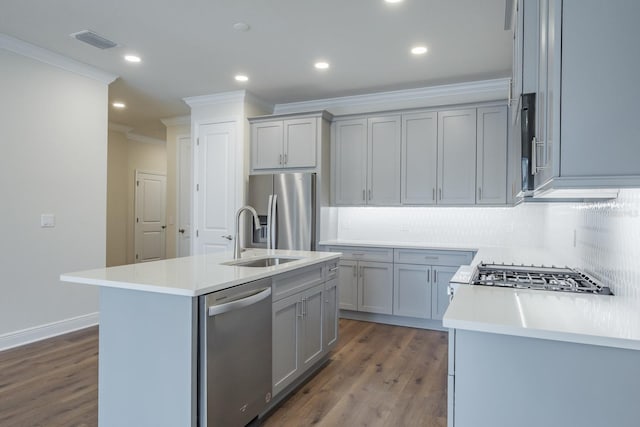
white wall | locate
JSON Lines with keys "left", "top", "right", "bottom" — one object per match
{"left": 0, "top": 49, "right": 108, "bottom": 343}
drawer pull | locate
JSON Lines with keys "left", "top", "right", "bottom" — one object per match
{"left": 424, "top": 256, "right": 438, "bottom": 260}
{"left": 352, "top": 252, "right": 365, "bottom": 256}
{"left": 328, "top": 266, "right": 339, "bottom": 273}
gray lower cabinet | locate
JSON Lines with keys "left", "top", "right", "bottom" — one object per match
{"left": 393, "top": 264, "right": 432, "bottom": 319}
{"left": 336, "top": 260, "right": 393, "bottom": 314}
{"left": 337, "top": 260, "right": 358, "bottom": 310}
{"left": 431, "top": 266, "right": 458, "bottom": 321}
{"left": 323, "top": 278, "right": 339, "bottom": 349}
{"left": 272, "top": 282, "right": 324, "bottom": 396}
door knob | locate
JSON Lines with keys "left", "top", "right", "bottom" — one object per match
{"left": 179, "top": 229, "right": 185, "bottom": 234}
{"left": 161, "top": 225, "right": 167, "bottom": 229}
{"left": 221, "top": 235, "right": 233, "bottom": 241}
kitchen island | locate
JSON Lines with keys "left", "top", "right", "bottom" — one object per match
{"left": 443, "top": 254, "right": 640, "bottom": 427}
{"left": 61, "top": 249, "right": 341, "bottom": 427}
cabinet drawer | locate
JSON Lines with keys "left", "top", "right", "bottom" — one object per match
{"left": 394, "top": 249, "right": 473, "bottom": 266}
{"left": 272, "top": 264, "right": 324, "bottom": 302}
{"left": 326, "top": 246, "right": 393, "bottom": 263}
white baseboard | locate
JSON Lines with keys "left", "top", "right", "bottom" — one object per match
{"left": 0, "top": 312, "right": 99, "bottom": 351}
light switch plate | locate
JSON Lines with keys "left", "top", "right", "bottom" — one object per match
{"left": 41, "top": 213, "right": 55, "bottom": 228}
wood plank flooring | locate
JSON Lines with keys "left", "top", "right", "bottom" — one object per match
{"left": 0, "top": 320, "right": 447, "bottom": 427}
{"left": 0, "top": 327, "right": 98, "bottom": 427}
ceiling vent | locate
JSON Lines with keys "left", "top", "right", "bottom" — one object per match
{"left": 70, "top": 30, "right": 118, "bottom": 49}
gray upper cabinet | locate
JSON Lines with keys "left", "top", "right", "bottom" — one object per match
{"left": 332, "top": 119, "right": 367, "bottom": 205}
{"left": 437, "top": 109, "right": 477, "bottom": 205}
{"left": 476, "top": 106, "right": 508, "bottom": 205}
{"left": 367, "top": 115, "right": 401, "bottom": 205}
{"left": 525, "top": 0, "right": 640, "bottom": 197}
{"left": 401, "top": 112, "right": 438, "bottom": 205}
{"left": 250, "top": 111, "right": 332, "bottom": 173}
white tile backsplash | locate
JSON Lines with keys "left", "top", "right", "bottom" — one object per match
{"left": 333, "top": 188, "right": 640, "bottom": 298}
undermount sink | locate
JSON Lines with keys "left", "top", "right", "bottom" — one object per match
{"left": 224, "top": 256, "right": 303, "bottom": 268}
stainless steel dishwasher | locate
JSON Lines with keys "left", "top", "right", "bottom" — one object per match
{"left": 199, "top": 277, "right": 272, "bottom": 426}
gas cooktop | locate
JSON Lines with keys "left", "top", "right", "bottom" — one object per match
{"left": 472, "top": 263, "right": 613, "bottom": 295}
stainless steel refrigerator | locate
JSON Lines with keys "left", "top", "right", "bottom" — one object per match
{"left": 246, "top": 173, "right": 316, "bottom": 251}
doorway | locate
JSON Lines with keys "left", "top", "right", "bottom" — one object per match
{"left": 134, "top": 171, "right": 167, "bottom": 263}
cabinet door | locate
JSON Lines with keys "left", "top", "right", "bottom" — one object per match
{"left": 431, "top": 266, "right": 457, "bottom": 321}
{"left": 437, "top": 110, "right": 477, "bottom": 205}
{"left": 401, "top": 112, "right": 438, "bottom": 205}
{"left": 337, "top": 260, "right": 358, "bottom": 310}
{"left": 283, "top": 118, "right": 316, "bottom": 169}
{"left": 358, "top": 261, "right": 393, "bottom": 315}
{"left": 252, "top": 121, "right": 283, "bottom": 170}
{"left": 476, "top": 107, "right": 508, "bottom": 205}
{"left": 393, "top": 264, "right": 432, "bottom": 319}
{"left": 272, "top": 293, "right": 301, "bottom": 395}
{"left": 301, "top": 285, "right": 324, "bottom": 369}
{"left": 333, "top": 119, "right": 367, "bottom": 205}
{"left": 367, "top": 116, "right": 401, "bottom": 205}
{"left": 323, "top": 279, "right": 338, "bottom": 349}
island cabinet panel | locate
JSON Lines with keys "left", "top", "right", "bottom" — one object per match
{"left": 437, "top": 109, "right": 477, "bottom": 205}
{"left": 323, "top": 278, "right": 339, "bottom": 349}
{"left": 272, "top": 292, "right": 302, "bottom": 396}
{"left": 401, "top": 112, "right": 438, "bottom": 205}
{"left": 98, "top": 288, "right": 198, "bottom": 427}
{"left": 300, "top": 285, "right": 324, "bottom": 368}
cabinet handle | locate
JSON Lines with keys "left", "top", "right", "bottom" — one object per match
{"left": 478, "top": 187, "right": 482, "bottom": 201}
{"left": 434, "top": 271, "right": 437, "bottom": 282}
{"left": 329, "top": 266, "right": 339, "bottom": 273}
{"left": 531, "top": 137, "right": 537, "bottom": 175}
{"left": 359, "top": 266, "right": 363, "bottom": 278}
{"left": 432, "top": 188, "right": 435, "bottom": 201}
{"left": 427, "top": 269, "right": 431, "bottom": 283}
{"left": 279, "top": 154, "right": 283, "bottom": 165}
{"left": 297, "top": 301, "right": 303, "bottom": 318}
{"left": 284, "top": 153, "right": 288, "bottom": 164}
{"left": 302, "top": 298, "right": 307, "bottom": 316}
{"left": 362, "top": 189, "right": 365, "bottom": 201}
{"left": 352, "top": 252, "right": 365, "bottom": 256}
{"left": 368, "top": 189, "right": 371, "bottom": 200}
{"left": 353, "top": 265, "right": 357, "bottom": 277}
{"left": 438, "top": 188, "right": 442, "bottom": 200}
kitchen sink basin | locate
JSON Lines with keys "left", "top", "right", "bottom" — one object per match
{"left": 224, "top": 256, "right": 303, "bottom": 268}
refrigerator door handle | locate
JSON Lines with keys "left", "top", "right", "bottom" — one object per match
{"left": 270, "top": 194, "right": 278, "bottom": 249}
{"left": 266, "top": 194, "right": 273, "bottom": 249}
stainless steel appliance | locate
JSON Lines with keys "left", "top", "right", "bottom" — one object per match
{"left": 246, "top": 173, "right": 316, "bottom": 251}
{"left": 520, "top": 92, "right": 536, "bottom": 193}
{"left": 471, "top": 263, "right": 613, "bottom": 295}
{"left": 199, "top": 277, "right": 273, "bottom": 426}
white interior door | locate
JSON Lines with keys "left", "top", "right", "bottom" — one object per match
{"left": 134, "top": 171, "right": 167, "bottom": 263}
{"left": 177, "top": 135, "right": 192, "bottom": 257}
{"left": 195, "top": 121, "right": 237, "bottom": 254}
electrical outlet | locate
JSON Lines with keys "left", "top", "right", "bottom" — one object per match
{"left": 41, "top": 214, "right": 55, "bottom": 228}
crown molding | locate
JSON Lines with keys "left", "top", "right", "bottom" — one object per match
{"left": 108, "top": 122, "right": 165, "bottom": 144}
{"left": 273, "top": 78, "right": 510, "bottom": 115}
{"left": 160, "top": 115, "right": 191, "bottom": 127}
{"left": 0, "top": 33, "right": 118, "bottom": 85}
{"left": 183, "top": 90, "right": 247, "bottom": 108}
{"left": 245, "top": 92, "right": 274, "bottom": 114}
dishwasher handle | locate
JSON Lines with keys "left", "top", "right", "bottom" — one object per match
{"left": 207, "top": 287, "right": 272, "bottom": 317}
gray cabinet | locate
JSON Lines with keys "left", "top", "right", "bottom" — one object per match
{"left": 332, "top": 119, "right": 367, "bottom": 205}
{"left": 358, "top": 261, "right": 393, "bottom": 315}
{"left": 524, "top": 0, "right": 640, "bottom": 197}
{"left": 337, "top": 260, "right": 358, "bottom": 310}
{"left": 332, "top": 116, "right": 401, "bottom": 206}
{"left": 250, "top": 112, "right": 332, "bottom": 173}
{"left": 437, "top": 109, "right": 477, "bottom": 205}
{"left": 323, "top": 278, "right": 339, "bottom": 349}
{"left": 272, "top": 282, "right": 325, "bottom": 396}
{"left": 431, "top": 266, "right": 458, "bottom": 321}
{"left": 367, "top": 115, "right": 401, "bottom": 205}
{"left": 401, "top": 112, "right": 438, "bottom": 205}
{"left": 394, "top": 264, "right": 432, "bottom": 319}
{"left": 476, "top": 106, "right": 508, "bottom": 205}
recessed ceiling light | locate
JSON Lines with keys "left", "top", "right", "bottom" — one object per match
{"left": 233, "top": 22, "right": 250, "bottom": 32}
{"left": 411, "top": 46, "right": 428, "bottom": 55}
{"left": 314, "top": 62, "right": 330, "bottom": 70}
{"left": 235, "top": 74, "right": 249, "bottom": 82}
{"left": 112, "top": 102, "right": 126, "bottom": 108}
{"left": 124, "top": 54, "right": 141, "bottom": 63}
{"left": 385, "top": 0, "right": 404, "bottom": 3}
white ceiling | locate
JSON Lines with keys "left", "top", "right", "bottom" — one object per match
{"left": 0, "top": 0, "right": 512, "bottom": 140}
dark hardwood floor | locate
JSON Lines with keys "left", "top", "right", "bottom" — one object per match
{"left": 0, "top": 320, "right": 447, "bottom": 427}
{"left": 0, "top": 326, "right": 98, "bottom": 427}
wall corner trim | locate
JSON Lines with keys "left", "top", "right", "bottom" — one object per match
{"left": 160, "top": 115, "right": 191, "bottom": 127}
{"left": 0, "top": 33, "right": 118, "bottom": 84}
{"left": 183, "top": 90, "right": 248, "bottom": 108}
{"left": 0, "top": 312, "right": 99, "bottom": 351}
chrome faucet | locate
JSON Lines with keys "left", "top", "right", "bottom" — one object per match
{"left": 234, "top": 205, "right": 261, "bottom": 259}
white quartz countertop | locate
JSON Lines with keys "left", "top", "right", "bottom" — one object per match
{"left": 61, "top": 249, "right": 341, "bottom": 297}
{"left": 319, "top": 239, "right": 476, "bottom": 252}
